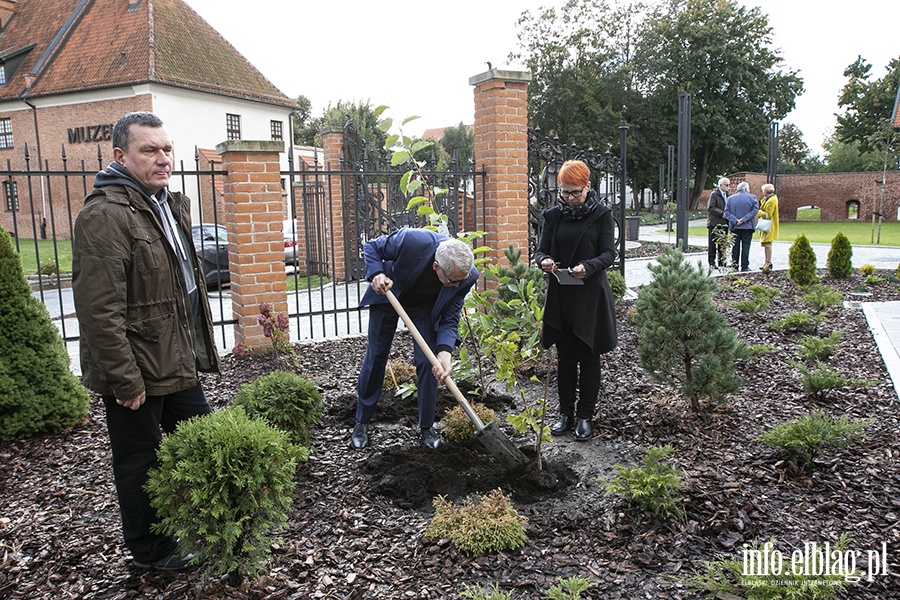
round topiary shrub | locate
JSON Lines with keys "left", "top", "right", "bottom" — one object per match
{"left": 0, "top": 225, "right": 89, "bottom": 441}
{"left": 788, "top": 233, "right": 819, "bottom": 287}
{"left": 146, "top": 406, "right": 304, "bottom": 580}
{"left": 233, "top": 371, "right": 323, "bottom": 448}
{"left": 826, "top": 232, "right": 853, "bottom": 279}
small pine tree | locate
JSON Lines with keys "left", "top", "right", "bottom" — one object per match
{"left": 0, "top": 226, "right": 90, "bottom": 441}
{"left": 788, "top": 233, "right": 818, "bottom": 287}
{"left": 826, "top": 232, "right": 853, "bottom": 279}
{"left": 635, "top": 249, "right": 744, "bottom": 411}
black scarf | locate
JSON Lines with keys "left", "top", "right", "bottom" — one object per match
{"left": 557, "top": 189, "right": 600, "bottom": 220}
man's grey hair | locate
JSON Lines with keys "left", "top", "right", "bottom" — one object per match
{"left": 736, "top": 181, "right": 750, "bottom": 192}
{"left": 718, "top": 177, "right": 730, "bottom": 187}
{"left": 435, "top": 238, "right": 474, "bottom": 275}
{"left": 112, "top": 112, "right": 164, "bottom": 151}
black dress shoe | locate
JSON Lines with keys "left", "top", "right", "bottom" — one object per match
{"left": 550, "top": 414, "right": 574, "bottom": 436}
{"left": 134, "top": 551, "right": 202, "bottom": 571}
{"left": 573, "top": 418, "right": 593, "bottom": 441}
{"left": 421, "top": 427, "right": 441, "bottom": 450}
{"left": 350, "top": 422, "right": 368, "bottom": 449}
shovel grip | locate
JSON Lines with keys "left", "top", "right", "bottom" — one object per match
{"left": 384, "top": 290, "right": 486, "bottom": 431}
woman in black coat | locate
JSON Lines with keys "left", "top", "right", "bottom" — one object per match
{"left": 533, "top": 160, "right": 618, "bottom": 441}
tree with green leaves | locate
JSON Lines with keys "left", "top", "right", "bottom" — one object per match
{"left": 634, "top": 0, "right": 803, "bottom": 207}
{"left": 291, "top": 94, "right": 319, "bottom": 146}
{"left": 439, "top": 122, "right": 474, "bottom": 169}
{"left": 778, "top": 122, "right": 812, "bottom": 173}
{"left": 320, "top": 99, "right": 389, "bottom": 164}
{"left": 836, "top": 56, "right": 900, "bottom": 155}
{"left": 821, "top": 133, "right": 884, "bottom": 173}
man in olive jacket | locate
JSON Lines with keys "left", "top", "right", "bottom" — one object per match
{"left": 72, "top": 112, "right": 219, "bottom": 571}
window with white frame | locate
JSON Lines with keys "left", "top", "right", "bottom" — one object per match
{"left": 0, "top": 118, "right": 12, "bottom": 149}
{"left": 4, "top": 180, "right": 18, "bottom": 212}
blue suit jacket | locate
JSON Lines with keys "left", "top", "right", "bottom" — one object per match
{"left": 724, "top": 191, "right": 759, "bottom": 230}
{"left": 359, "top": 228, "right": 478, "bottom": 350}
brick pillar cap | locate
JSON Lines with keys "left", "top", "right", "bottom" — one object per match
{"left": 216, "top": 140, "right": 284, "bottom": 154}
{"left": 469, "top": 68, "right": 532, "bottom": 86}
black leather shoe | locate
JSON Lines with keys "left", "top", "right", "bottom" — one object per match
{"left": 350, "top": 422, "right": 368, "bottom": 449}
{"left": 134, "top": 551, "right": 202, "bottom": 571}
{"left": 421, "top": 427, "right": 441, "bottom": 450}
{"left": 550, "top": 414, "right": 574, "bottom": 436}
{"left": 573, "top": 418, "right": 593, "bottom": 441}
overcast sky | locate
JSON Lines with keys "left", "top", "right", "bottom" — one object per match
{"left": 184, "top": 0, "right": 897, "bottom": 156}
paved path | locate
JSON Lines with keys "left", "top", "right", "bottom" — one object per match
{"left": 625, "top": 220, "right": 900, "bottom": 398}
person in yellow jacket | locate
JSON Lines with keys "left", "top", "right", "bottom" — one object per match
{"left": 757, "top": 183, "right": 780, "bottom": 273}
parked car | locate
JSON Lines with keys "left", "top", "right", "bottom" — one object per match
{"left": 191, "top": 224, "right": 230, "bottom": 287}
{"left": 283, "top": 218, "right": 299, "bottom": 265}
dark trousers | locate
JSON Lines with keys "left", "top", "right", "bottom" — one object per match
{"left": 731, "top": 228, "right": 754, "bottom": 271}
{"left": 555, "top": 321, "right": 602, "bottom": 420}
{"left": 102, "top": 383, "right": 211, "bottom": 563}
{"left": 357, "top": 303, "right": 438, "bottom": 428}
{"left": 708, "top": 225, "right": 728, "bottom": 267}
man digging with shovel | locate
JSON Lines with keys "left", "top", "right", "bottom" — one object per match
{"left": 351, "top": 228, "right": 478, "bottom": 451}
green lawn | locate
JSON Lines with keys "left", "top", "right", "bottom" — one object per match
{"left": 286, "top": 274, "right": 330, "bottom": 291}
{"left": 13, "top": 238, "right": 74, "bottom": 275}
{"left": 685, "top": 221, "right": 900, "bottom": 246}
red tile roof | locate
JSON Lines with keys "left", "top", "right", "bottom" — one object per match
{"left": 0, "top": 0, "right": 294, "bottom": 108}
{"left": 893, "top": 86, "right": 900, "bottom": 129}
{"left": 421, "top": 124, "right": 473, "bottom": 141}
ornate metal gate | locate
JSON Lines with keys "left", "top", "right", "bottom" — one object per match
{"left": 527, "top": 126, "right": 626, "bottom": 274}
{"left": 341, "top": 119, "right": 485, "bottom": 280}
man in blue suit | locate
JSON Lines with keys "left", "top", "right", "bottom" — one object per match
{"left": 351, "top": 228, "right": 478, "bottom": 450}
{"left": 724, "top": 181, "right": 759, "bottom": 272}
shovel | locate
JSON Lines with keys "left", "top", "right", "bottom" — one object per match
{"left": 385, "top": 290, "right": 530, "bottom": 472}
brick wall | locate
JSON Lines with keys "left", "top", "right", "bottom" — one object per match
{"left": 699, "top": 171, "right": 900, "bottom": 223}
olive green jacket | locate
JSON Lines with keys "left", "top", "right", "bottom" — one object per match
{"left": 72, "top": 184, "right": 219, "bottom": 399}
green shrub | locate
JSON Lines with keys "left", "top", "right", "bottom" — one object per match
{"left": 146, "top": 406, "right": 304, "bottom": 579}
{"left": 547, "top": 576, "right": 594, "bottom": 600}
{"left": 635, "top": 249, "right": 745, "bottom": 411}
{"left": 788, "top": 234, "right": 819, "bottom": 287}
{"left": 0, "top": 225, "right": 89, "bottom": 441}
{"left": 866, "top": 275, "right": 884, "bottom": 285}
{"left": 233, "top": 371, "right": 323, "bottom": 447}
{"left": 442, "top": 402, "right": 496, "bottom": 442}
{"left": 39, "top": 259, "right": 57, "bottom": 276}
{"left": 602, "top": 445, "right": 684, "bottom": 519}
{"left": 606, "top": 269, "right": 627, "bottom": 304}
{"left": 826, "top": 232, "right": 853, "bottom": 279}
{"left": 756, "top": 410, "right": 868, "bottom": 468}
{"left": 687, "top": 536, "right": 856, "bottom": 598}
{"left": 796, "top": 330, "right": 843, "bottom": 361}
{"left": 730, "top": 285, "right": 781, "bottom": 314}
{"left": 800, "top": 284, "right": 843, "bottom": 313}
{"left": 769, "top": 311, "right": 823, "bottom": 334}
{"left": 896, "top": 262, "right": 900, "bottom": 279}
{"left": 789, "top": 359, "right": 873, "bottom": 402}
{"left": 425, "top": 489, "right": 527, "bottom": 557}
{"left": 859, "top": 263, "right": 876, "bottom": 276}
{"left": 460, "top": 583, "right": 513, "bottom": 600}
{"left": 745, "top": 343, "right": 776, "bottom": 356}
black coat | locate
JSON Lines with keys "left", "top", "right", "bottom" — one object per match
{"left": 533, "top": 196, "right": 618, "bottom": 355}
{"left": 707, "top": 188, "right": 728, "bottom": 228}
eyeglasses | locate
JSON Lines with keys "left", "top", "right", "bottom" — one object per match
{"left": 437, "top": 264, "right": 467, "bottom": 285}
{"left": 557, "top": 188, "right": 584, "bottom": 199}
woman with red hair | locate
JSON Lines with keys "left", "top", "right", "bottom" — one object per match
{"left": 533, "top": 160, "right": 618, "bottom": 441}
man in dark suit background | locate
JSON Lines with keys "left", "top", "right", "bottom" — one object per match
{"left": 724, "top": 181, "right": 759, "bottom": 272}
{"left": 707, "top": 177, "right": 730, "bottom": 270}
{"left": 351, "top": 228, "right": 478, "bottom": 451}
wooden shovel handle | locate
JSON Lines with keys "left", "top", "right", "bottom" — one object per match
{"left": 384, "top": 290, "right": 486, "bottom": 431}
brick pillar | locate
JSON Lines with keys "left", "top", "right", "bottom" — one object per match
{"left": 321, "top": 129, "right": 351, "bottom": 281}
{"left": 470, "top": 68, "right": 532, "bottom": 265}
{"left": 216, "top": 140, "right": 287, "bottom": 349}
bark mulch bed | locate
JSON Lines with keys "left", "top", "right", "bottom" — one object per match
{"left": 2, "top": 269, "right": 899, "bottom": 599}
